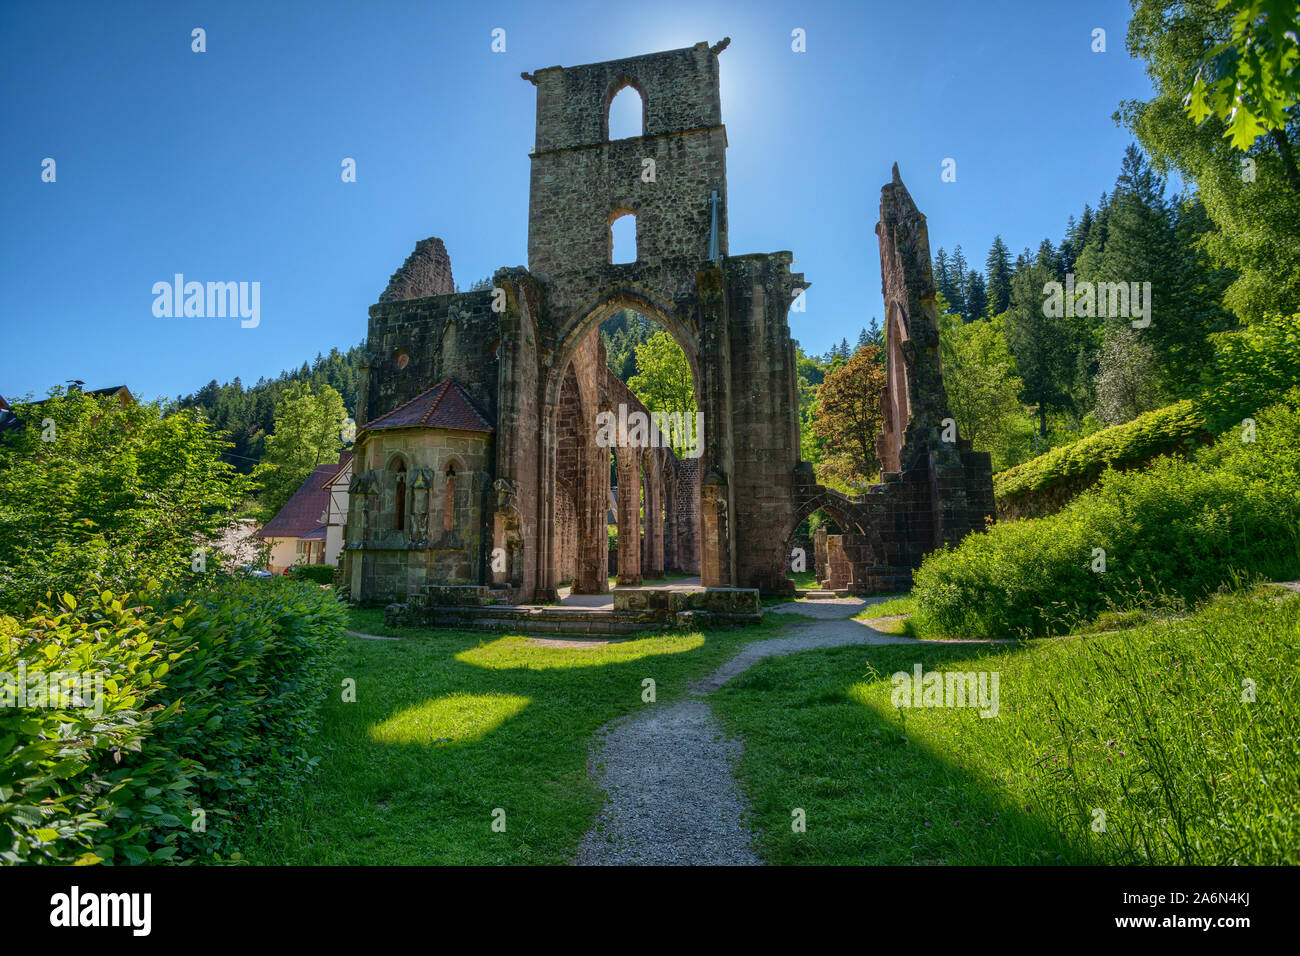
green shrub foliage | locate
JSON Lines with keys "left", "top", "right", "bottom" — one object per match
{"left": 994, "top": 400, "right": 1209, "bottom": 504}
{"left": 1, "top": 577, "right": 344, "bottom": 864}
{"left": 993, "top": 312, "right": 1300, "bottom": 513}
{"left": 290, "top": 564, "right": 337, "bottom": 585}
{"left": 916, "top": 392, "right": 1300, "bottom": 637}
{"left": 0, "top": 390, "right": 252, "bottom": 615}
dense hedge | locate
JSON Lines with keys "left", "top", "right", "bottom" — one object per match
{"left": 993, "top": 312, "right": 1300, "bottom": 517}
{"left": 290, "top": 564, "right": 337, "bottom": 585}
{"left": 994, "top": 400, "right": 1210, "bottom": 514}
{"left": 915, "top": 391, "right": 1300, "bottom": 638}
{"left": 1, "top": 577, "right": 344, "bottom": 864}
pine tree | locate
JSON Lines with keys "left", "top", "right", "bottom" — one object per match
{"left": 984, "top": 236, "right": 1013, "bottom": 317}
{"left": 951, "top": 245, "right": 969, "bottom": 283}
{"left": 934, "top": 247, "right": 964, "bottom": 316}
{"left": 963, "top": 270, "right": 988, "bottom": 324}
{"left": 1088, "top": 145, "right": 1222, "bottom": 394}
{"left": 934, "top": 247, "right": 953, "bottom": 299}
{"left": 1058, "top": 215, "right": 1080, "bottom": 274}
{"left": 947, "top": 245, "right": 969, "bottom": 318}
{"left": 1003, "top": 259, "right": 1085, "bottom": 438}
{"left": 1036, "top": 238, "right": 1062, "bottom": 276}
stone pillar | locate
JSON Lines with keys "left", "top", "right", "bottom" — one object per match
{"left": 700, "top": 469, "right": 728, "bottom": 587}
{"left": 825, "top": 534, "right": 852, "bottom": 590}
{"left": 642, "top": 450, "right": 665, "bottom": 579}
{"left": 615, "top": 446, "right": 642, "bottom": 586}
{"left": 534, "top": 403, "right": 559, "bottom": 602}
{"left": 573, "top": 433, "right": 610, "bottom": 593}
{"left": 663, "top": 465, "right": 679, "bottom": 573}
{"left": 814, "top": 526, "right": 828, "bottom": 585}
{"left": 712, "top": 255, "right": 804, "bottom": 594}
{"left": 677, "top": 458, "right": 701, "bottom": 574}
{"left": 695, "top": 267, "right": 734, "bottom": 586}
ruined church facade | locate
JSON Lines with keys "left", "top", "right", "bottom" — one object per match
{"left": 341, "top": 40, "right": 993, "bottom": 606}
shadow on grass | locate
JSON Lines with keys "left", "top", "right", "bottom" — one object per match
{"left": 713, "top": 640, "right": 1099, "bottom": 865}
{"left": 238, "top": 615, "right": 781, "bottom": 866}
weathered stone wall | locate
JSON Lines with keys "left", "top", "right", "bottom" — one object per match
{"left": 526, "top": 42, "right": 729, "bottom": 323}
{"left": 344, "top": 428, "right": 492, "bottom": 603}
{"left": 379, "top": 237, "right": 455, "bottom": 303}
{"left": 528, "top": 43, "right": 724, "bottom": 152}
{"left": 526, "top": 42, "right": 728, "bottom": 303}
{"left": 776, "top": 167, "right": 996, "bottom": 594}
{"left": 876, "top": 164, "right": 950, "bottom": 475}
{"left": 672, "top": 457, "right": 701, "bottom": 573}
{"left": 361, "top": 287, "right": 499, "bottom": 428}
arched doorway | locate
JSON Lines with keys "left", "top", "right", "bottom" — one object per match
{"left": 781, "top": 490, "right": 874, "bottom": 594}
{"left": 537, "top": 291, "right": 707, "bottom": 600}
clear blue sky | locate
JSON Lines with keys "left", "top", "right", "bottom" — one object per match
{"left": 0, "top": 0, "right": 1152, "bottom": 402}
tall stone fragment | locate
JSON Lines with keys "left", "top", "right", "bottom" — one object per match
{"left": 379, "top": 237, "right": 455, "bottom": 303}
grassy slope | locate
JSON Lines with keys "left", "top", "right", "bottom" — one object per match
{"left": 714, "top": 588, "right": 1299, "bottom": 865}
{"left": 240, "top": 610, "right": 777, "bottom": 865}
{"left": 852, "top": 593, "right": 917, "bottom": 635}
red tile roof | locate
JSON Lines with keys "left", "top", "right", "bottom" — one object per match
{"left": 364, "top": 379, "right": 493, "bottom": 433}
{"left": 257, "top": 462, "right": 340, "bottom": 539}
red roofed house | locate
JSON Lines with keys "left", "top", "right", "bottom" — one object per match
{"left": 257, "top": 454, "right": 352, "bottom": 574}
{"left": 322, "top": 450, "right": 353, "bottom": 566}
{"left": 341, "top": 378, "right": 494, "bottom": 601}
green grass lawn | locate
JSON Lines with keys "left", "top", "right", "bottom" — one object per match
{"left": 714, "top": 587, "right": 1300, "bottom": 865}
{"left": 239, "top": 611, "right": 778, "bottom": 864}
{"left": 852, "top": 593, "right": 917, "bottom": 635}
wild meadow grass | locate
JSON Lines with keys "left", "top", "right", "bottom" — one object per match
{"left": 714, "top": 587, "right": 1299, "bottom": 865}
{"left": 239, "top": 611, "right": 778, "bottom": 865}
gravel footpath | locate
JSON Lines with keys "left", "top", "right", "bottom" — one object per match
{"left": 573, "top": 597, "right": 912, "bottom": 865}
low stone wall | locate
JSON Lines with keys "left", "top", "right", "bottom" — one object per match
{"left": 614, "top": 586, "right": 760, "bottom": 624}
{"left": 413, "top": 584, "right": 490, "bottom": 607}
{"left": 389, "top": 586, "right": 762, "bottom": 634}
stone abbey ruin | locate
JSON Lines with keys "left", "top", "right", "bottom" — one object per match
{"left": 339, "top": 39, "right": 995, "bottom": 610}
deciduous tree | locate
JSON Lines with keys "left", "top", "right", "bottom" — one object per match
{"left": 811, "top": 345, "right": 888, "bottom": 489}
{"left": 260, "top": 383, "right": 347, "bottom": 515}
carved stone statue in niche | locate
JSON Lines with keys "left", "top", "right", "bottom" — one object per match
{"left": 410, "top": 468, "right": 433, "bottom": 545}
{"left": 351, "top": 471, "right": 380, "bottom": 542}
{"left": 492, "top": 477, "right": 524, "bottom": 587}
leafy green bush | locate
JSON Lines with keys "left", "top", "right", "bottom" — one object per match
{"left": 1, "top": 577, "right": 345, "bottom": 864}
{"left": 0, "top": 390, "right": 252, "bottom": 614}
{"left": 290, "top": 564, "right": 337, "bottom": 585}
{"left": 915, "top": 393, "right": 1300, "bottom": 638}
{"left": 1, "top": 590, "right": 194, "bottom": 864}
{"left": 1197, "top": 387, "right": 1300, "bottom": 497}
{"left": 993, "top": 400, "right": 1209, "bottom": 509}
{"left": 1197, "top": 311, "right": 1300, "bottom": 432}
{"left": 993, "top": 313, "right": 1300, "bottom": 516}
{"left": 145, "top": 577, "right": 346, "bottom": 857}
